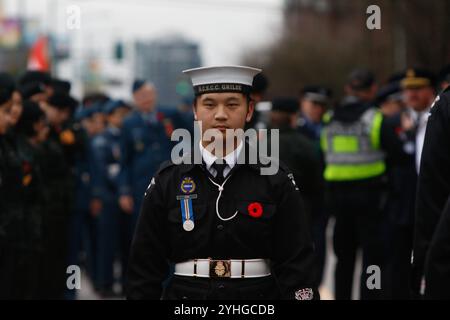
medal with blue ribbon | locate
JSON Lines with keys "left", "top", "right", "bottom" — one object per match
{"left": 180, "top": 197, "right": 195, "bottom": 231}
{"left": 179, "top": 176, "right": 197, "bottom": 231}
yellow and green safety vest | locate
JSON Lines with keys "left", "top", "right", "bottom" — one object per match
{"left": 320, "top": 108, "right": 386, "bottom": 181}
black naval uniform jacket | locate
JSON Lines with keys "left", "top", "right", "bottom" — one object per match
{"left": 126, "top": 144, "right": 317, "bottom": 300}
{"left": 425, "top": 196, "right": 450, "bottom": 299}
{"left": 413, "top": 86, "right": 450, "bottom": 295}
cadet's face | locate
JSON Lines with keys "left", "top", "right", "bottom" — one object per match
{"left": 40, "top": 102, "right": 64, "bottom": 126}
{"left": 45, "top": 85, "right": 54, "bottom": 98}
{"left": 60, "top": 108, "right": 72, "bottom": 124}
{"left": 134, "top": 84, "right": 157, "bottom": 113}
{"left": 92, "top": 113, "right": 106, "bottom": 134}
{"left": 194, "top": 92, "right": 254, "bottom": 141}
{"left": 403, "top": 86, "right": 435, "bottom": 112}
{"left": 9, "top": 92, "right": 23, "bottom": 126}
{"left": 34, "top": 118, "right": 49, "bottom": 143}
{"left": 81, "top": 118, "right": 95, "bottom": 136}
{"left": 108, "top": 107, "right": 130, "bottom": 128}
{"left": 30, "top": 92, "right": 49, "bottom": 103}
{"left": 301, "top": 99, "right": 325, "bottom": 124}
{"left": 380, "top": 100, "right": 403, "bottom": 117}
{"left": 0, "top": 101, "right": 12, "bottom": 134}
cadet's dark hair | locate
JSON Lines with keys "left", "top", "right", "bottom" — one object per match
{"left": 16, "top": 100, "right": 45, "bottom": 137}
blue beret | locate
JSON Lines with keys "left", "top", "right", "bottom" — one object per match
{"left": 104, "top": 99, "right": 130, "bottom": 114}
{"left": 132, "top": 79, "right": 146, "bottom": 93}
{"left": 376, "top": 82, "right": 402, "bottom": 105}
{"left": 75, "top": 107, "right": 89, "bottom": 121}
{"left": 75, "top": 103, "right": 104, "bottom": 121}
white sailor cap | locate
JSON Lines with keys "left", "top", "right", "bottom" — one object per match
{"left": 182, "top": 65, "right": 262, "bottom": 96}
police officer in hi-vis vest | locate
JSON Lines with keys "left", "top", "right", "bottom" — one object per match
{"left": 321, "top": 69, "right": 407, "bottom": 300}
{"left": 126, "top": 66, "right": 318, "bottom": 300}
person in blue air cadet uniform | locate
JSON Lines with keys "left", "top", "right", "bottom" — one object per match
{"left": 118, "top": 81, "right": 175, "bottom": 235}
{"left": 90, "top": 99, "right": 131, "bottom": 296}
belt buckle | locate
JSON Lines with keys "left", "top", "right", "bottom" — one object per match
{"left": 209, "top": 259, "right": 231, "bottom": 278}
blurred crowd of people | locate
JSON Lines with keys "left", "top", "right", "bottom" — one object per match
{"left": 0, "top": 72, "right": 193, "bottom": 299}
{"left": 0, "top": 63, "right": 449, "bottom": 299}
{"left": 255, "top": 65, "right": 449, "bottom": 300}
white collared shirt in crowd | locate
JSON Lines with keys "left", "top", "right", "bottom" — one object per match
{"left": 415, "top": 107, "right": 431, "bottom": 174}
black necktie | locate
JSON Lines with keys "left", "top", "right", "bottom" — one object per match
{"left": 212, "top": 160, "right": 227, "bottom": 184}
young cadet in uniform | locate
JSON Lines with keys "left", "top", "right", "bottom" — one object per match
{"left": 15, "top": 101, "right": 49, "bottom": 298}
{"left": 269, "top": 97, "right": 324, "bottom": 288}
{"left": 39, "top": 92, "right": 79, "bottom": 299}
{"left": 68, "top": 104, "right": 105, "bottom": 294}
{"left": 127, "top": 66, "right": 317, "bottom": 300}
{"left": 0, "top": 73, "right": 27, "bottom": 299}
{"left": 90, "top": 99, "right": 131, "bottom": 296}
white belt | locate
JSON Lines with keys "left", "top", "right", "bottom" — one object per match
{"left": 174, "top": 259, "right": 271, "bottom": 279}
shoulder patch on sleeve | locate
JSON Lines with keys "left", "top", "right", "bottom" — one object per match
{"left": 275, "top": 160, "right": 300, "bottom": 191}
{"left": 145, "top": 176, "right": 156, "bottom": 196}
{"left": 144, "top": 161, "right": 176, "bottom": 197}
{"left": 287, "top": 172, "right": 300, "bottom": 191}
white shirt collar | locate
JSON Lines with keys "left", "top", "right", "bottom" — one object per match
{"left": 199, "top": 139, "right": 243, "bottom": 176}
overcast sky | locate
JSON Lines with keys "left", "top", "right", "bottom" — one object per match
{"left": 4, "top": 0, "right": 283, "bottom": 65}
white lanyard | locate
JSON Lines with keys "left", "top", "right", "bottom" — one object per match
{"left": 208, "top": 175, "right": 238, "bottom": 222}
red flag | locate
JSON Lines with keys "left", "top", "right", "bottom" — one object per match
{"left": 27, "top": 36, "right": 50, "bottom": 71}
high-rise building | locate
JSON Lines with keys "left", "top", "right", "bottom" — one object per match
{"left": 134, "top": 35, "right": 201, "bottom": 108}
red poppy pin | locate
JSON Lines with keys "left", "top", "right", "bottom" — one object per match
{"left": 247, "top": 202, "right": 263, "bottom": 218}
{"left": 156, "top": 112, "right": 165, "bottom": 122}
{"left": 163, "top": 119, "right": 174, "bottom": 137}
{"left": 22, "top": 161, "right": 32, "bottom": 174}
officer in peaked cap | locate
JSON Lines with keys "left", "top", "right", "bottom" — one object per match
{"left": 126, "top": 66, "right": 318, "bottom": 300}
{"left": 400, "top": 68, "right": 437, "bottom": 173}
{"left": 375, "top": 81, "right": 404, "bottom": 117}
{"left": 296, "top": 86, "right": 331, "bottom": 288}
{"left": 298, "top": 85, "right": 332, "bottom": 142}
